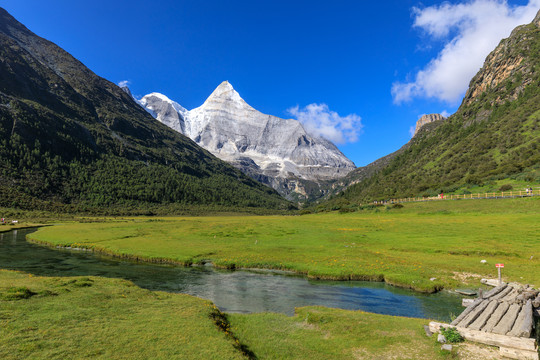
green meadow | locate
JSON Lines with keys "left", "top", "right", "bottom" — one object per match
{"left": 28, "top": 197, "right": 540, "bottom": 292}
{"left": 0, "top": 270, "right": 471, "bottom": 359}
{"left": 2, "top": 197, "right": 538, "bottom": 359}
{"left": 0, "top": 270, "right": 244, "bottom": 360}
{"left": 227, "top": 308, "right": 454, "bottom": 359}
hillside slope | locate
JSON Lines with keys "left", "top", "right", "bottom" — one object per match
{"left": 326, "top": 11, "right": 540, "bottom": 205}
{"left": 0, "top": 8, "right": 289, "bottom": 213}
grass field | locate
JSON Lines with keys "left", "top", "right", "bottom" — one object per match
{"left": 28, "top": 197, "right": 540, "bottom": 292}
{"left": 228, "top": 308, "right": 454, "bottom": 360}
{"left": 0, "top": 269, "right": 469, "bottom": 359}
{"left": 0, "top": 270, "right": 244, "bottom": 360}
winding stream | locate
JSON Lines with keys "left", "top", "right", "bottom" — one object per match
{"left": 0, "top": 229, "right": 463, "bottom": 321}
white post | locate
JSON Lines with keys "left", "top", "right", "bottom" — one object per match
{"left": 498, "top": 267, "right": 502, "bottom": 285}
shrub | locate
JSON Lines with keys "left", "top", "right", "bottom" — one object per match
{"left": 498, "top": 184, "right": 513, "bottom": 191}
{"left": 440, "top": 327, "right": 464, "bottom": 343}
{"left": 392, "top": 203, "right": 404, "bottom": 209}
{"left": 1, "top": 287, "right": 36, "bottom": 300}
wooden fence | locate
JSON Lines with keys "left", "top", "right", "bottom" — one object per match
{"left": 381, "top": 189, "right": 539, "bottom": 204}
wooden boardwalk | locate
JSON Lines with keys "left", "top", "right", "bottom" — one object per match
{"left": 430, "top": 283, "right": 539, "bottom": 359}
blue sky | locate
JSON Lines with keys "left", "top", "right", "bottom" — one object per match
{"left": 3, "top": 0, "right": 539, "bottom": 166}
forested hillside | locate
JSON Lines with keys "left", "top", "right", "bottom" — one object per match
{"left": 0, "top": 8, "right": 290, "bottom": 214}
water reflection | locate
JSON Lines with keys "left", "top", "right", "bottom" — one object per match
{"left": 0, "top": 229, "right": 462, "bottom": 320}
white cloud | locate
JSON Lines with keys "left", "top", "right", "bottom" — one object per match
{"left": 441, "top": 110, "right": 451, "bottom": 118}
{"left": 392, "top": 0, "right": 540, "bottom": 104}
{"left": 287, "top": 103, "right": 363, "bottom": 144}
{"left": 118, "top": 80, "right": 131, "bottom": 88}
{"left": 409, "top": 125, "right": 416, "bottom": 138}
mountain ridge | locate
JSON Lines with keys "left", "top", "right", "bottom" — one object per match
{"left": 138, "top": 81, "right": 356, "bottom": 201}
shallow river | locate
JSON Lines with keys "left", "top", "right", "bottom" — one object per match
{"left": 0, "top": 228, "right": 463, "bottom": 321}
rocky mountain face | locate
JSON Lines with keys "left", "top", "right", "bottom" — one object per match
{"left": 138, "top": 92, "right": 188, "bottom": 133}
{"left": 412, "top": 114, "right": 446, "bottom": 137}
{"left": 0, "top": 8, "right": 289, "bottom": 213}
{"left": 321, "top": 11, "right": 540, "bottom": 206}
{"left": 464, "top": 11, "right": 540, "bottom": 107}
{"left": 138, "top": 81, "right": 356, "bottom": 200}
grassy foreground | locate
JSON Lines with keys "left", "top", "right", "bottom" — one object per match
{"left": 28, "top": 197, "right": 540, "bottom": 292}
{"left": 0, "top": 270, "right": 244, "bottom": 360}
{"left": 228, "top": 308, "right": 450, "bottom": 360}
{"left": 0, "top": 270, "right": 459, "bottom": 359}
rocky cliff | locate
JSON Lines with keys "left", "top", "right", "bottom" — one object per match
{"left": 463, "top": 10, "right": 540, "bottom": 108}
{"left": 139, "top": 81, "right": 356, "bottom": 200}
{"left": 413, "top": 114, "right": 446, "bottom": 137}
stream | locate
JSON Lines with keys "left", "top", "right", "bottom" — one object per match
{"left": 0, "top": 228, "right": 463, "bottom": 321}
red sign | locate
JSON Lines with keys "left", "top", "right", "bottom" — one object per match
{"left": 495, "top": 263, "right": 504, "bottom": 268}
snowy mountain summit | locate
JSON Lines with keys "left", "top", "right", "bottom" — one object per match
{"left": 138, "top": 81, "right": 356, "bottom": 200}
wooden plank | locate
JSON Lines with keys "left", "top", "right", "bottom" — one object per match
{"left": 482, "top": 302, "right": 509, "bottom": 333}
{"left": 508, "top": 301, "right": 529, "bottom": 337}
{"left": 500, "top": 288, "right": 519, "bottom": 302}
{"left": 451, "top": 298, "right": 483, "bottom": 326}
{"left": 491, "top": 285, "right": 513, "bottom": 300}
{"left": 499, "top": 346, "right": 539, "bottom": 360}
{"left": 429, "top": 321, "right": 538, "bottom": 351}
{"left": 492, "top": 303, "right": 521, "bottom": 335}
{"left": 469, "top": 300, "right": 498, "bottom": 331}
{"left": 483, "top": 283, "right": 507, "bottom": 298}
{"left": 509, "top": 300, "right": 534, "bottom": 338}
{"left": 458, "top": 299, "right": 491, "bottom": 328}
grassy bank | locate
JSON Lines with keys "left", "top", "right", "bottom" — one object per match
{"left": 228, "top": 308, "right": 450, "bottom": 359}
{"left": 28, "top": 197, "right": 539, "bottom": 292}
{"left": 0, "top": 269, "right": 474, "bottom": 359}
{"left": 0, "top": 270, "right": 245, "bottom": 360}
{"left": 0, "top": 223, "right": 47, "bottom": 233}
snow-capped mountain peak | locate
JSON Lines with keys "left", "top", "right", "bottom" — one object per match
{"left": 138, "top": 92, "right": 188, "bottom": 133}
{"left": 138, "top": 81, "right": 356, "bottom": 200}
{"left": 140, "top": 92, "right": 187, "bottom": 115}
{"left": 197, "top": 80, "right": 249, "bottom": 112}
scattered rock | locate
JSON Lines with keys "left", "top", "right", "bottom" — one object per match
{"left": 453, "top": 272, "right": 482, "bottom": 283}
{"left": 423, "top": 325, "right": 433, "bottom": 337}
{"left": 437, "top": 334, "right": 447, "bottom": 343}
{"left": 430, "top": 277, "right": 437, "bottom": 281}
{"left": 441, "top": 344, "right": 453, "bottom": 352}
{"left": 455, "top": 289, "right": 477, "bottom": 296}
{"left": 480, "top": 259, "right": 487, "bottom": 264}
{"left": 481, "top": 278, "right": 500, "bottom": 287}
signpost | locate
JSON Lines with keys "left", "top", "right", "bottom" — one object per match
{"left": 495, "top": 263, "right": 504, "bottom": 285}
